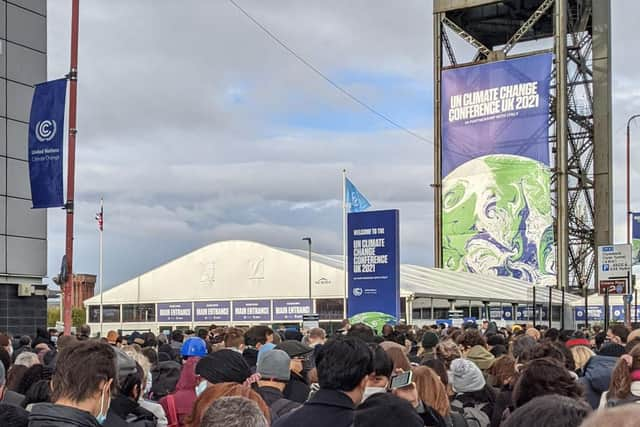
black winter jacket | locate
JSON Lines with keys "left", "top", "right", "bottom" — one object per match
{"left": 256, "top": 386, "right": 301, "bottom": 423}
{"left": 283, "top": 371, "right": 310, "bottom": 403}
{"left": 29, "top": 402, "right": 101, "bottom": 427}
{"left": 104, "top": 394, "right": 156, "bottom": 427}
{"left": 274, "top": 389, "right": 355, "bottom": 427}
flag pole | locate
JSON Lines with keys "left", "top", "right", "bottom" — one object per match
{"left": 99, "top": 197, "right": 103, "bottom": 337}
{"left": 342, "top": 169, "right": 348, "bottom": 320}
{"left": 63, "top": 0, "right": 80, "bottom": 336}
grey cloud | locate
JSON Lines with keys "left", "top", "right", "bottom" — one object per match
{"left": 44, "top": 0, "right": 639, "bottom": 289}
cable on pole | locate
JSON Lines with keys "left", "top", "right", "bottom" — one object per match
{"left": 227, "top": 0, "right": 434, "bottom": 145}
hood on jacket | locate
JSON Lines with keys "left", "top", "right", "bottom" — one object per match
{"left": 175, "top": 357, "right": 200, "bottom": 391}
{"left": 466, "top": 345, "right": 496, "bottom": 371}
{"left": 29, "top": 402, "right": 100, "bottom": 427}
{"left": 583, "top": 355, "right": 618, "bottom": 393}
{"left": 150, "top": 360, "right": 181, "bottom": 399}
{"left": 159, "top": 357, "right": 201, "bottom": 420}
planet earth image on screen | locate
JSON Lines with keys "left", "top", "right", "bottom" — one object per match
{"left": 442, "top": 154, "right": 555, "bottom": 286}
{"left": 349, "top": 312, "right": 396, "bottom": 335}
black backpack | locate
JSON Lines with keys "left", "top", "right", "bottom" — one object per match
{"left": 150, "top": 361, "right": 181, "bottom": 400}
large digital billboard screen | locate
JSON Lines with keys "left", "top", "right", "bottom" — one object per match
{"left": 441, "top": 53, "right": 554, "bottom": 285}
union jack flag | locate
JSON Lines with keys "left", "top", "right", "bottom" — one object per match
{"left": 95, "top": 202, "right": 103, "bottom": 231}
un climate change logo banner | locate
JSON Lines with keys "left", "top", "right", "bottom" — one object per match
{"left": 28, "top": 78, "right": 67, "bottom": 208}
{"left": 441, "top": 53, "right": 554, "bottom": 285}
{"left": 347, "top": 210, "right": 400, "bottom": 322}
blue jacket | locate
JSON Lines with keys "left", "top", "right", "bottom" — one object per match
{"left": 579, "top": 355, "right": 618, "bottom": 409}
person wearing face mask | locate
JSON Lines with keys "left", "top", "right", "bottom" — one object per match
{"left": 362, "top": 344, "right": 393, "bottom": 401}
{"left": 124, "top": 349, "right": 167, "bottom": 427}
{"left": 273, "top": 336, "right": 373, "bottom": 427}
{"left": 103, "top": 349, "right": 156, "bottom": 427}
{"left": 32, "top": 328, "right": 54, "bottom": 350}
{"left": 28, "top": 340, "right": 116, "bottom": 427}
{"left": 275, "top": 340, "right": 313, "bottom": 403}
{"left": 49, "top": 329, "right": 59, "bottom": 347}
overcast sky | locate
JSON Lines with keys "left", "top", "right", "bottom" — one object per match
{"left": 44, "top": 1, "right": 640, "bottom": 290}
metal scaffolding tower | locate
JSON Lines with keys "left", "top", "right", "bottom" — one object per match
{"left": 433, "top": 0, "right": 612, "bottom": 290}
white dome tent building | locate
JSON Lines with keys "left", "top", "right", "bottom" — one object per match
{"left": 84, "top": 240, "right": 581, "bottom": 336}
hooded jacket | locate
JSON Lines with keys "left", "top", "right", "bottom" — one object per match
{"left": 32, "top": 328, "right": 53, "bottom": 349}
{"left": 578, "top": 354, "right": 618, "bottom": 409}
{"left": 243, "top": 347, "right": 259, "bottom": 371}
{"left": 150, "top": 360, "right": 182, "bottom": 400}
{"left": 159, "top": 357, "right": 200, "bottom": 426}
{"left": 466, "top": 345, "right": 496, "bottom": 372}
{"left": 29, "top": 402, "right": 101, "bottom": 427}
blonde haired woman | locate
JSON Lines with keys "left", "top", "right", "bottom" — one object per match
{"left": 412, "top": 366, "right": 467, "bottom": 426}
{"left": 569, "top": 345, "right": 595, "bottom": 374}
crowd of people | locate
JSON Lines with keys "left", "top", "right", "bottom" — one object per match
{"left": 0, "top": 320, "right": 639, "bottom": 426}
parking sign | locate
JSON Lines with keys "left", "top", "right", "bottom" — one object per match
{"left": 598, "top": 244, "right": 632, "bottom": 295}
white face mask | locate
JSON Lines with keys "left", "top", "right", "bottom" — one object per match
{"left": 195, "top": 380, "right": 208, "bottom": 397}
{"left": 362, "top": 387, "right": 387, "bottom": 401}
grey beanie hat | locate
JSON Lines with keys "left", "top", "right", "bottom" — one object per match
{"left": 113, "top": 348, "right": 137, "bottom": 383}
{"left": 257, "top": 349, "right": 291, "bottom": 382}
{"left": 450, "top": 358, "right": 485, "bottom": 393}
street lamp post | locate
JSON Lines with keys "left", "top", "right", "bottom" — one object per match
{"left": 302, "top": 237, "right": 312, "bottom": 303}
{"left": 627, "top": 115, "right": 640, "bottom": 327}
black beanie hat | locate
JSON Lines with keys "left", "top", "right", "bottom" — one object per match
{"left": 487, "top": 334, "right": 505, "bottom": 347}
{"left": 196, "top": 349, "right": 251, "bottom": 384}
{"left": 421, "top": 332, "right": 440, "bottom": 349}
{"left": 598, "top": 343, "right": 626, "bottom": 358}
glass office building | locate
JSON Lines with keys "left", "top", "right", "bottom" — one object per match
{"left": 0, "top": 0, "right": 48, "bottom": 335}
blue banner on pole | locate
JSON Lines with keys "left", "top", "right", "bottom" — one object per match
{"left": 347, "top": 209, "right": 400, "bottom": 319}
{"left": 28, "top": 78, "right": 67, "bottom": 208}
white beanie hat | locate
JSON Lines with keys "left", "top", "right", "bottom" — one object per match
{"left": 451, "top": 358, "right": 485, "bottom": 393}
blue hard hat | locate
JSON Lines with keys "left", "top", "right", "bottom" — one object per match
{"left": 181, "top": 337, "right": 207, "bottom": 357}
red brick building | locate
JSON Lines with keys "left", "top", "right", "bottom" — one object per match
{"left": 72, "top": 274, "right": 96, "bottom": 309}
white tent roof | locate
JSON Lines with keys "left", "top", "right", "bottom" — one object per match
{"left": 85, "top": 240, "right": 579, "bottom": 306}
{"left": 282, "top": 249, "right": 580, "bottom": 304}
